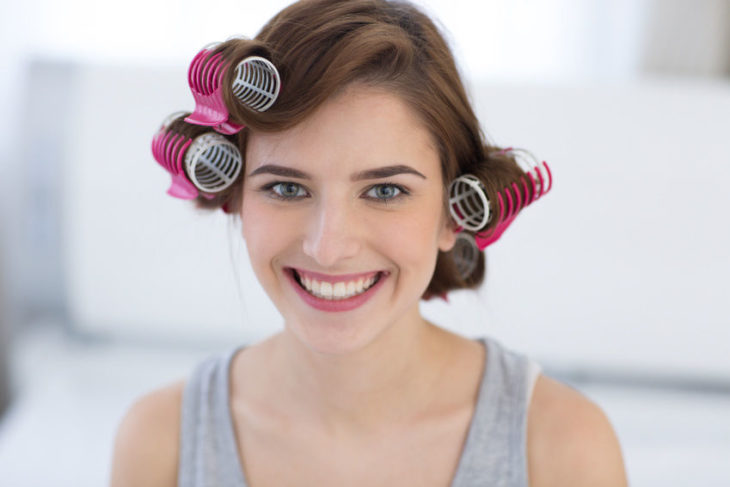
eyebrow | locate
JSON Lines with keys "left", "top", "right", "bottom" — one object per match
{"left": 248, "top": 164, "right": 427, "bottom": 181}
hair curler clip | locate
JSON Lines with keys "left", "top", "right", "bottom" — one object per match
{"left": 185, "top": 46, "right": 243, "bottom": 134}
{"left": 448, "top": 150, "right": 553, "bottom": 251}
{"left": 151, "top": 113, "right": 242, "bottom": 200}
{"left": 185, "top": 45, "right": 281, "bottom": 134}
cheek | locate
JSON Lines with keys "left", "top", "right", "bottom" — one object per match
{"left": 240, "top": 196, "right": 264, "bottom": 250}
{"left": 240, "top": 196, "right": 293, "bottom": 272}
{"left": 241, "top": 202, "right": 268, "bottom": 247}
{"left": 372, "top": 203, "right": 444, "bottom": 272}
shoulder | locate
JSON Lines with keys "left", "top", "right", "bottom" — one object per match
{"left": 526, "top": 374, "right": 628, "bottom": 487}
{"left": 110, "top": 379, "right": 186, "bottom": 487}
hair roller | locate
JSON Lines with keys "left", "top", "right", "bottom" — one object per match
{"left": 510, "top": 148, "right": 553, "bottom": 202}
{"left": 184, "top": 133, "right": 242, "bottom": 194}
{"left": 472, "top": 150, "right": 553, "bottom": 250}
{"left": 185, "top": 43, "right": 281, "bottom": 134}
{"left": 151, "top": 113, "right": 242, "bottom": 200}
{"left": 451, "top": 232, "right": 480, "bottom": 281}
{"left": 231, "top": 56, "right": 281, "bottom": 112}
{"left": 448, "top": 149, "right": 553, "bottom": 257}
{"left": 448, "top": 174, "right": 491, "bottom": 232}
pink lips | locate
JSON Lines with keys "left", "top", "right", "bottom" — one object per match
{"left": 285, "top": 268, "right": 389, "bottom": 312}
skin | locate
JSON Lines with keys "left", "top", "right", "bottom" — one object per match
{"left": 238, "top": 82, "right": 460, "bottom": 436}
{"left": 110, "top": 82, "right": 628, "bottom": 487}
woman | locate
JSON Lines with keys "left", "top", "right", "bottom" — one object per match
{"left": 111, "top": 0, "right": 627, "bottom": 485}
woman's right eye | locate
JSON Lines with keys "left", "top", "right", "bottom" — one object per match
{"left": 263, "top": 181, "right": 308, "bottom": 200}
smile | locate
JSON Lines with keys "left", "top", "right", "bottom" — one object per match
{"left": 294, "top": 269, "right": 380, "bottom": 299}
{"left": 284, "top": 268, "right": 389, "bottom": 312}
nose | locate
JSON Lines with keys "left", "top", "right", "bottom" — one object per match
{"left": 302, "top": 195, "right": 361, "bottom": 267}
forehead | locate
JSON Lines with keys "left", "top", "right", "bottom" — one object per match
{"left": 245, "top": 85, "right": 439, "bottom": 175}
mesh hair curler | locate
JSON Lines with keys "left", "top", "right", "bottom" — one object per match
{"left": 448, "top": 174, "right": 491, "bottom": 232}
{"left": 151, "top": 113, "right": 242, "bottom": 200}
{"left": 448, "top": 149, "right": 553, "bottom": 251}
{"left": 452, "top": 232, "right": 480, "bottom": 280}
{"left": 185, "top": 45, "right": 281, "bottom": 134}
{"left": 231, "top": 56, "right": 281, "bottom": 112}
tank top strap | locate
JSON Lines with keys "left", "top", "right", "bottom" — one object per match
{"left": 450, "top": 336, "right": 542, "bottom": 487}
{"left": 178, "top": 346, "right": 248, "bottom": 487}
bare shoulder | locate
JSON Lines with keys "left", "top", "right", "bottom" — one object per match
{"left": 110, "top": 379, "right": 186, "bottom": 487}
{"left": 526, "top": 374, "right": 628, "bottom": 487}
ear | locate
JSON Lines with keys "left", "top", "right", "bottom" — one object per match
{"left": 437, "top": 212, "right": 458, "bottom": 252}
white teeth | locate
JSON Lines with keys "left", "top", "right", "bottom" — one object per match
{"left": 296, "top": 271, "right": 381, "bottom": 300}
{"left": 333, "top": 282, "right": 346, "bottom": 298}
{"left": 320, "top": 282, "right": 333, "bottom": 299}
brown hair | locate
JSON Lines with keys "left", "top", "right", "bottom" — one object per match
{"left": 192, "top": 0, "right": 532, "bottom": 299}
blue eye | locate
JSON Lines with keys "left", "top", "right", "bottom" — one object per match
{"left": 365, "top": 184, "right": 406, "bottom": 202}
{"left": 266, "top": 182, "right": 307, "bottom": 200}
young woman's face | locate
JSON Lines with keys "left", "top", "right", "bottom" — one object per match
{"left": 241, "top": 84, "right": 456, "bottom": 353}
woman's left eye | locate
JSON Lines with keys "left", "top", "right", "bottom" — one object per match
{"left": 365, "top": 184, "right": 408, "bottom": 202}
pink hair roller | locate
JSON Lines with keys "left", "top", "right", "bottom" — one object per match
{"left": 151, "top": 113, "right": 242, "bottom": 200}
{"left": 474, "top": 151, "right": 552, "bottom": 249}
{"left": 185, "top": 45, "right": 281, "bottom": 134}
{"left": 448, "top": 149, "right": 553, "bottom": 264}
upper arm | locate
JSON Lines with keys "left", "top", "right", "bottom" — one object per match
{"left": 527, "top": 375, "right": 628, "bottom": 487}
{"left": 110, "top": 380, "right": 185, "bottom": 487}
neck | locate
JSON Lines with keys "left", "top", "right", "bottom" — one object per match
{"left": 270, "top": 309, "right": 454, "bottom": 437}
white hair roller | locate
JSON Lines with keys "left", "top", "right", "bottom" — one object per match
{"left": 232, "top": 56, "right": 281, "bottom": 112}
{"left": 184, "top": 133, "right": 243, "bottom": 194}
{"left": 448, "top": 174, "right": 491, "bottom": 232}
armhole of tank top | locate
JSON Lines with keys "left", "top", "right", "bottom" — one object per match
{"left": 178, "top": 354, "right": 224, "bottom": 487}
{"left": 525, "top": 359, "right": 542, "bottom": 407}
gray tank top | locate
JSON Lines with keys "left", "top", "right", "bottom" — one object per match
{"left": 178, "top": 336, "right": 542, "bottom": 487}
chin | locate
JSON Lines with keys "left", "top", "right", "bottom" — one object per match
{"left": 283, "top": 316, "right": 387, "bottom": 356}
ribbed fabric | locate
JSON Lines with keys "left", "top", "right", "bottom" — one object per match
{"left": 178, "top": 336, "right": 541, "bottom": 487}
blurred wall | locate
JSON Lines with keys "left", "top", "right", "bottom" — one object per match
{"left": 0, "top": 245, "right": 9, "bottom": 417}
{"left": 641, "top": 0, "right": 730, "bottom": 76}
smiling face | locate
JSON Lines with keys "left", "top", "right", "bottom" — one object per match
{"left": 240, "top": 83, "right": 456, "bottom": 354}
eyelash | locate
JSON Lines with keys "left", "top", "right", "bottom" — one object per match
{"left": 259, "top": 181, "right": 410, "bottom": 204}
